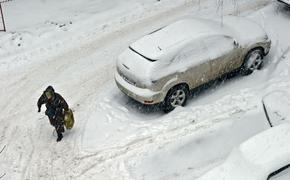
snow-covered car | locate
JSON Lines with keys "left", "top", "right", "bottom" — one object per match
{"left": 197, "top": 123, "right": 290, "bottom": 180}
{"left": 262, "top": 91, "right": 290, "bottom": 127}
{"left": 278, "top": 0, "right": 290, "bottom": 6}
{"left": 115, "top": 16, "right": 271, "bottom": 112}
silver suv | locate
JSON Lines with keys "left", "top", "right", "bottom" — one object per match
{"left": 115, "top": 16, "right": 271, "bottom": 112}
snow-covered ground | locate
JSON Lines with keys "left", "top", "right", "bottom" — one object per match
{"left": 1, "top": 0, "right": 290, "bottom": 179}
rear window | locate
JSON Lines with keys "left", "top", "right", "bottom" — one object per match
{"left": 129, "top": 46, "right": 157, "bottom": 62}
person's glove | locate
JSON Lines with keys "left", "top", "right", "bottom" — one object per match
{"left": 38, "top": 108, "right": 41, "bottom": 113}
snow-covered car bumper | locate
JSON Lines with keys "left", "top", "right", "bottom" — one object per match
{"left": 278, "top": 0, "right": 290, "bottom": 6}
{"left": 115, "top": 72, "right": 164, "bottom": 105}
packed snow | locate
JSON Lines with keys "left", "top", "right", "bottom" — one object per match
{"left": 1, "top": 0, "right": 290, "bottom": 180}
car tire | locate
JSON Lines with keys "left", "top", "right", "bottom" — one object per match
{"left": 162, "top": 84, "right": 189, "bottom": 113}
{"left": 241, "top": 48, "right": 264, "bottom": 75}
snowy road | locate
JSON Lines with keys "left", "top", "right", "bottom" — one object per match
{"left": 2, "top": 0, "right": 290, "bottom": 179}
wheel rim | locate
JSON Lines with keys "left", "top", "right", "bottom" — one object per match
{"left": 246, "top": 50, "right": 263, "bottom": 71}
{"left": 169, "top": 89, "right": 186, "bottom": 107}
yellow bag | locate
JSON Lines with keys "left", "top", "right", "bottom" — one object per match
{"left": 64, "top": 109, "right": 74, "bottom": 130}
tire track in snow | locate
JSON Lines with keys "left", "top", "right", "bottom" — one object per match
{"left": 72, "top": 88, "right": 258, "bottom": 179}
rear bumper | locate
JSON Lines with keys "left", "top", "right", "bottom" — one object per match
{"left": 115, "top": 72, "right": 164, "bottom": 105}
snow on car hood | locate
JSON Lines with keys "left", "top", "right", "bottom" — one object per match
{"left": 223, "top": 16, "right": 268, "bottom": 46}
{"left": 197, "top": 148, "right": 258, "bottom": 180}
{"left": 130, "top": 18, "right": 225, "bottom": 61}
{"left": 197, "top": 123, "right": 290, "bottom": 180}
{"left": 239, "top": 123, "right": 290, "bottom": 173}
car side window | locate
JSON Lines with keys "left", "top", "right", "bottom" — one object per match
{"left": 154, "top": 40, "right": 209, "bottom": 78}
{"left": 202, "top": 35, "right": 236, "bottom": 59}
{"left": 173, "top": 40, "right": 208, "bottom": 64}
{"left": 268, "top": 164, "right": 290, "bottom": 180}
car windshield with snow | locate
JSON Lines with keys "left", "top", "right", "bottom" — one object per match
{"left": 115, "top": 16, "right": 271, "bottom": 112}
{"left": 197, "top": 123, "right": 290, "bottom": 180}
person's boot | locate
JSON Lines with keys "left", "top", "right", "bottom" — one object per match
{"left": 57, "top": 133, "right": 63, "bottom": 142}
{"left": 60, "top": 126, "right": 65, "bottom": 133}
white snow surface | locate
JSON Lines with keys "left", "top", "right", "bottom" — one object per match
{"left": 2, "top": 0, "right": 290, "bottom": 180}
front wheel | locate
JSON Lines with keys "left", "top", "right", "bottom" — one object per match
{"left": 241, "top": 49, "right": 264, "bottom": 75}
{"left": 162, "top": 85, "right": 189, "bottom": 113}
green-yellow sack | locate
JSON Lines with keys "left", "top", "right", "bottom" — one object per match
{"left": 64, "top": 109, "right": 74, "bottom": 130}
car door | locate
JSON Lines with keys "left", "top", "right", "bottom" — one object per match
{"left": 202, "top": 35, "right": 242, "bottom": 80}
{"left": 267, "top": 164, "right": 290, "bottom": 180}
{"left": 172, "top": 39, "right": 212, "bottom": 89}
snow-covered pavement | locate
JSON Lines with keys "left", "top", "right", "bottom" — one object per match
{"left": 1, "top": 0, "right": 290, "bottom": 179}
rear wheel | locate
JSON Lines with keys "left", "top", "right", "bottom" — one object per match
{"left": 162, "top": 85, "right": 189, "bottom": 113}
{"left": 241, "top": 48, "right": 264, "bottom": 75}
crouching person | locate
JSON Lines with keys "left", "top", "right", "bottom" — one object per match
{"left": 37, "top": 86, "right": 69, "bottom": 142}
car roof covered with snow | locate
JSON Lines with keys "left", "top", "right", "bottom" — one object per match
{"left": 130, "top": 16, "right": 266, "bottom": 61}
{"left": 197, "top": 123, "right": 290, "bottom": 180}
{"left": 130, "top": 18, "right": 232, "bottom": 61}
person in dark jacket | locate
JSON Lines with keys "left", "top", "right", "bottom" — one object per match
{"left": 37, "top": 86, "right": 69, "bottom": 142}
